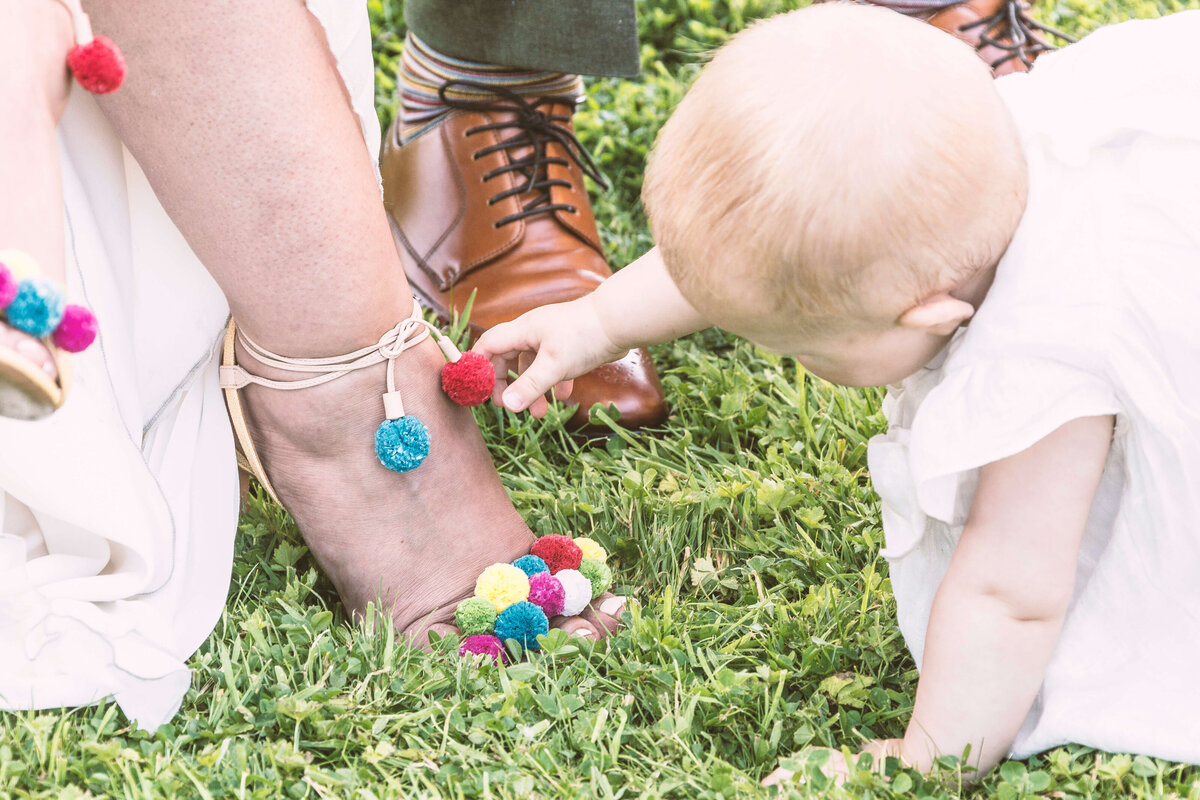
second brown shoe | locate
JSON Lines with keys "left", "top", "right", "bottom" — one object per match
{"left": 845, "top": 0, "right": 1074, "bottom": 75}
{"left": 925, "top": 0, "right": 1074, "bottom": 76}
{"left": 381, "top": 81, "right": 668, "bottom": 431}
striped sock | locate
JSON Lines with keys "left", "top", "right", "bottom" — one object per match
{"left": 399, "top": 33, "right": 583, "bottom": 139}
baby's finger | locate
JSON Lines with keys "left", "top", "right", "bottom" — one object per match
{"left": 488, "top": 354, "right": 519, "bottom": 405}
{"left": 502, "top": 353, "right": 567, "bottom": 412}
{"left": 529, "top": 396, "right": 550, "bottom": 418}
{"left": 553, "top": 379, "right": 574, "bottom": 402}
{"left": 474, "top": 322, "right": 537, "bottom": 360}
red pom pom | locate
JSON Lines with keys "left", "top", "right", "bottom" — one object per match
{"left": 51, "top": 304, "right": 98, "bottom": 353}
{"left": 530, "top": 535, "right": 583, "bottom": 574}
{"left": 441, "top": 351, "right": 495, "bottom": 407}
{"left": 68, "top": 36, "right": 126, "bottom": 94}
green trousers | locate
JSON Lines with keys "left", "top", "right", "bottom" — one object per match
{"left": 404, "top": 0, "right": 640, "bottom": 77}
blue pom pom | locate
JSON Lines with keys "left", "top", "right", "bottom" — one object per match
{"left": 512, "top": 554, "right": 549, "bottom": 578}
{"left": 374, "top": 416, "right": 430, "bottom": 473}
{"left": 493, "top": 600, "right": 549, "bottom": 651}
{"left": 7, "top": 278, "right": 65, "bottom": 338}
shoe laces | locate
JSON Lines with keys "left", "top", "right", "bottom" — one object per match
{"left": 439, "top": 79, "right": 609, "bottom": 229}
{"left": 955, "top": 0, "right": 1076, "bottom": 70}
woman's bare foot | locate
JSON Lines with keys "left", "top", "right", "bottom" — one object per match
{"left": 237, "top": 330, "right": 624, "bottom": 644}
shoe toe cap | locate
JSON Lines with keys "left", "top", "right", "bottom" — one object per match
{"left": 567, "top": 348, "right": 668, "bottom": 431}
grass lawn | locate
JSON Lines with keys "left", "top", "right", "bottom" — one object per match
{"left": 5, "top": 0, "right": 1200, "bottom": 797}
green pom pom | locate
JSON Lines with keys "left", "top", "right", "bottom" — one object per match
{"left": 455, "top": 597, "right": 497, "bottom": 636}
{"left": 578, "top": 558, "right": 612, "bottom": 599}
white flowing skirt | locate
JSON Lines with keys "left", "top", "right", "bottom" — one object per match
{"left": 0, "top": 0, "right": 382, "bottom": 729}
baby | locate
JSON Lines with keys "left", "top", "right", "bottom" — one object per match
{"left": 475, "top": 1, "right": 1200, "bottom": 779}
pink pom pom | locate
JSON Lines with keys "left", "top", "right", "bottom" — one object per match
{"left": 527, "top": 572, "right": 565, "bottom": 617}
{"left": 0, "top": 264, "right": 17, "bottom": 308}
{"left": 441, "top": 351, "right": 496, "bottom": 406}
{"left": 51, "top": 304, "right": 98, "bottom": 353}
{"left": 459, "top": 633, "right": 508, "bottom": 664}
{"left": 68, "top": 36, "right": 126, "bottom": 94}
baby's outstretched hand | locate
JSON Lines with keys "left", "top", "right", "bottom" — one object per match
{"left": 762, "top": 740, "right": 904, "bottom": 788}
{"left": 473, "top": 297, "right": 629, "bottom": 418}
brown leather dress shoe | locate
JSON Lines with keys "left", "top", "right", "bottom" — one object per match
{"left": 925, "top": 0, "right": 1074, "bottom": 75}
{"left": 381, "top": 81, "right": 668, "bottom": 431}
{"left": 852, "top": 0, "right": 1075, "bottom": 75}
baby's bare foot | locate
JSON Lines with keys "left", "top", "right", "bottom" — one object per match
{"left": 237, "top": 333, "right": 623, "bottom": 644}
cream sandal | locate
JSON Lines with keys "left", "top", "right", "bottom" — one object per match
{"left": 220, "top": 301, "right": 496, "bottom": 504}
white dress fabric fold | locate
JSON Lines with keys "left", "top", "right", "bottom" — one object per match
{"left": 0, "top": 2, "right": 382, "bottom": 729}
{"left": 868, "top": 12, "right": 1200, "bottom": 762}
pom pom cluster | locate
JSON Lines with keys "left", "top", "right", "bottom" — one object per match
{"left": 455, "top": 533, "right": 612, "bottom": 663}
{"left": 0, "top": 255, "right": 99, "bottom": 353}
{"left": 441, "top": 351, "right": 495, "bottom": 406}
{"left": 68, "top": 36, "right": 126, "bottom": 94}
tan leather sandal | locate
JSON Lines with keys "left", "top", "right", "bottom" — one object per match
{"left": 220, "top": 300, "right": 496, "bottom": 503}
{"left": 0, "top": 336, "right": 72, "bottom": 420}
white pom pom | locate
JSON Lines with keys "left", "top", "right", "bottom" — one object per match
{"left": 556, "top": 569, "right": 592, "bottom": 617}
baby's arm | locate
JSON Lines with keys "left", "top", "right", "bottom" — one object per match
{"left": 900, "top": 414, "right": 1114, "bottom": 775}
{"left": 473, "top": 247, "right": 709, "bottom": 416}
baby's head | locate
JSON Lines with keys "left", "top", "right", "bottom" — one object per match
{"left": 643, "top": 2, "right": 1028, "bottom": 386}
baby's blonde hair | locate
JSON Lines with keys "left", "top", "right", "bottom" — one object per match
{"left": 643, "top": 2, "right": 1027, "bottom": 332}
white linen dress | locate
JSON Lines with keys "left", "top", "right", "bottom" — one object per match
{"left": 868, "top": 12, "right": 1200, "bottom": 762}
{"left": 0, "top": 1, "right": 382, "bottom": 730}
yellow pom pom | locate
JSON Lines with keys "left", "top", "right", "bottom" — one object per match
{"left": 574, "top": 537, "right": 607, "bottom": 563}
{"left": 474, "top": 563, "right": 530, "bottom": 612}
{"left": 0, "top": 250, "right": 40, "bottom": 280}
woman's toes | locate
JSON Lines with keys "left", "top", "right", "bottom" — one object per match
{"left": 552, "top": 616, "right": 602, "bottom": 640}
{"left": 550, "top": 594, "right": 627, "bottom": 640}
{"left": 403, "top": 620, "right": 458, "bottom": 650}
{"left": 583, "top": 594, "right": 627, "bottom": 635}
{"left": 0, "top": 324, "right": 57, "bottom": 380}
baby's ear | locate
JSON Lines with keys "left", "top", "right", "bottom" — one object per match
{"left": 898, "top": 292, "right": 975, "bottom": 336}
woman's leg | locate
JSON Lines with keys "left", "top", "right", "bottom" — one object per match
{"left": 0, "top": 2, "right": 72, "bottom": 382}
{"left": 84, "top": 0, "right": 620, "bottom": 639}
